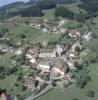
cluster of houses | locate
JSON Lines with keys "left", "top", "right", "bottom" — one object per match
{"left": 22, "top": 29, "right": 92, "bottom": 91}
{"left": 0, "top": 32, "right": 92, "bottom": 93}
{"left": 29, "top": 19, "right": 67, "bottom": 34}
{"left": 0, "top": 18, "right": 93, "bottom": 94}
{"left": 29, "top": 18, "right": 93, "bottom": 42}
{"left": 68, "top": 29, "right": 81, "bottom": 39}
{"left": 23, "top": 45, "right": 76, "bottom": 89}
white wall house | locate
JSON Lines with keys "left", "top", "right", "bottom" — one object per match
{"left": 39, "top": 50, "right": 56, "bottom": 58}
{"left": 30, "top": 59, "right": 36, "bottom": 64}
{"left": 83, "top": 32, "right": 92, "bottom": 41}
{"left": 42, "top": 28, "right": 48, "bottom": 33}
{"left": 37, "top": 64, "right": 50, "bottom": 72}
{"left": 56, "top": 44, "right": 63, "bottom": 56}
{"left": 69, "top": 32, "right": 77, "bottom": 38}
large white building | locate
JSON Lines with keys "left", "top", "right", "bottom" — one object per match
{"left": 83, "top": 32, "right": 92, "bottom": 41}
{"left": 39, "top": 49, "right": 56, "bottom": 58}
{"left": 56, "top": 44, "right": 63, "bottom": 56}
{"left": 37, "top": 64, "right": 50, "bottom": 72}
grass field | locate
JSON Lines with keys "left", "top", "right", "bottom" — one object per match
{"left": 4, "top": 24, "right": 42, "bottom": 42}
{"left": 1, "top": 23, "right": 72, "bottom": 45}
{"left": 0, "top": 75, "right": 17, "bottom": 90}
{"left": 42, "top": 9, "right": 55, "bottom": 19}
{"left": 0, "top": 23, "right": 64, "bottom": 44}
{"left": 65, "top": 3, "right": 86, "bottom": 14}
{"left": 36, "top": 63, "right": 98, "bottom": 100}
{"left": 0, "top": 52, "right": 14, "bottom": 67}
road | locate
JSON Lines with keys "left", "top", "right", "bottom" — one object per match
{"left": 25, "top": 62, "right": 53, "bottom": 100}
{"left": 25, "top": 84, "right": 52, "bottom": 100}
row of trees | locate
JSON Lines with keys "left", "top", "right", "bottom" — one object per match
{"left": 55, "top": 6, "right": 85, "bottom": 22}
{"left": 7, "top": 5, "right": 43, "bottom": 17}
{"left": 0, "top": 0, "right": 77, "bottom": 18}
{"left": 78, "top": 0, "right": 98, "bottom": 17}
{"left": 0, "top": 28, "right": 9, "bottom": 38}
{"left": 29, "top": 0, "right": 76, "bottom": 5}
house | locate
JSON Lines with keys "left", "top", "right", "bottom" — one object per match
{"left": 24, "top": 78, "right": 37, "bottom": 91}
{"left": 52, "top": 67, "right": 64, "bottom": 77}
{"left": 67, "top": 61, "right": 76, "bottom": 70}
{"left": 56, "top": 44, "right": 63, "bottom": 56}
{"left": 65, "top": 72, "right": 73, "bottom": 81}
{"left": 42, "top": 40, "right": 48, "bottom": 47}
{"left": 24, "top": 77, "right": 45, "bottom": 91}
{"left": 35, "top": 24, "right": 41, "bottom": 29}
{"left": 68, "top": 30, "right": 81, "bottom": 38}
{"left": 39, "top": 49, "right": 56, "bottom": 58}
{"left": 42, "top": 28, "right": 48, "bottom": 33}
{"left": 26, "top": 48, "right": 39, "bottom": 60}
{"left": 66, "top": 47, "right": 76, "bottom": 59}
{"left": 82, "top": 32, "right": 92, "bottom": 41}
{"left": 58, "top": 20, "right": 65, "bottom": 26}
{"left": 71, "top": 42, "right": 82, "bottom": 51}
{"left": 30, "top": 59, "right": 36, "bottom": 64}
{"left": 26, "top": 48, "right": 40, "bottom": 64}
{"left": 37, "top": 61, "right": 50, "bottom": 72}
{"left": 0, "top": 45, "right": 9, "bottom": 53}
{"left": 59, "top": 28, "right": 65, "bottom": 34}
{"left": 14, "top": 48, "right": 23, "bottom": 55}
{"left": 51, "top": 62, "right": 69, "bottom": 80}
{"left": 52, "top": 27, "right": 58, "bottom": 32}
{"left": 43, "top": 19, "right": 48, "bottom": 22}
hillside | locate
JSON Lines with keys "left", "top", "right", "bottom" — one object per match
{"left": 0, "top": 0, "right": 77, "bottom": 19}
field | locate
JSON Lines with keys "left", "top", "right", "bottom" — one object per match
{"left": 42, "top": 9, "right": 55, "bottom": 19}
{"left": 0, "top": 52, "right": 14, "bottom": 67}
{"left": 0, "top": 21, "right": 78, "bottom": 45}
{"left": 0, "top": 75, "right": 17, "bottom": 90}
{"left": 36, "top": 63, "right": 98, "bottom": 100}
{"left": 0, "top": 4, "right": 98, "bottom": 99}
{"left": 64, "top": 3, "right": 86, "bottom": 14}
{"left": 0, "top": 75, "right": 29, "bottom": 97}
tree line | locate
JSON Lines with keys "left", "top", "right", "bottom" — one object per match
{"left": 78, "top": 0, "right": 98, "bottom": 17}
{"left": 0, "top": 0, "right": 76, "bottom": 18}
{"left": 55, "top": 6, "right": 85, "bottom": 22}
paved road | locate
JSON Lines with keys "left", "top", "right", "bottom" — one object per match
{"left": 25, "top": 84, "right": 52, "bottom": 100}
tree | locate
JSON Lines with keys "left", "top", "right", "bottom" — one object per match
{"left": 55, "top": 6, "right": 73, "bottom": 19}
{"left": 72, "top": 98, "right": 78, "bottom": 100}
{"left": 0, "top": 28, "right": 9, "bottom": 38}
{"left": 0, "top": 66, "right": 6, "bottom": 79}
{"left": 76, "top": 74, "right": 91, "bottom": 88}
{"left": 74, "top": 61, "right": 82, "bottom": 70}
{"left": 25, "top": 20, "right": 29, "bottom": 25}
{"left": 75, "top": 67, "right": 91, "bottom": 88}
{"left": 14, "top": 54, "right": 26, "bottom": 65}
{"left": 87, "top": 90, "right": 95, "bottom": 98}
{"left": 37, "top": 0, "right": 56, "bottom": 9}
{"left": 16, "top": 94, "right": 24, "bottom": 100}
{"left": 55, "top": 6, "right": 85, "bottom": 22}
{"left": 83, "top": 39, "right": 98, "bottom": 64}
{"left": 8, "top": 5, "right": 43, "bottom": 17}
{"left": 20, "top": 34, "right": 26, "bottom": 39}
{"left": 75, "top": 46, "right": 81, "bottom": 52}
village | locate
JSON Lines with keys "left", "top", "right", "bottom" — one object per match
{"left": 1, "top": 0, "right": 98, "bottom": 99}
{"left": 0, "top": 18, "right": 93, "bottom": 100}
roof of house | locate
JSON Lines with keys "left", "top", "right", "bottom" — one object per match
{"left": 27, "top": 48, "right": 40, "bottom": 54}
{"left": 39, "top": 49, "right": 55, "bottom": 53}
{"left": 24, "top": 78, "right": 37, "bottom": 86}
